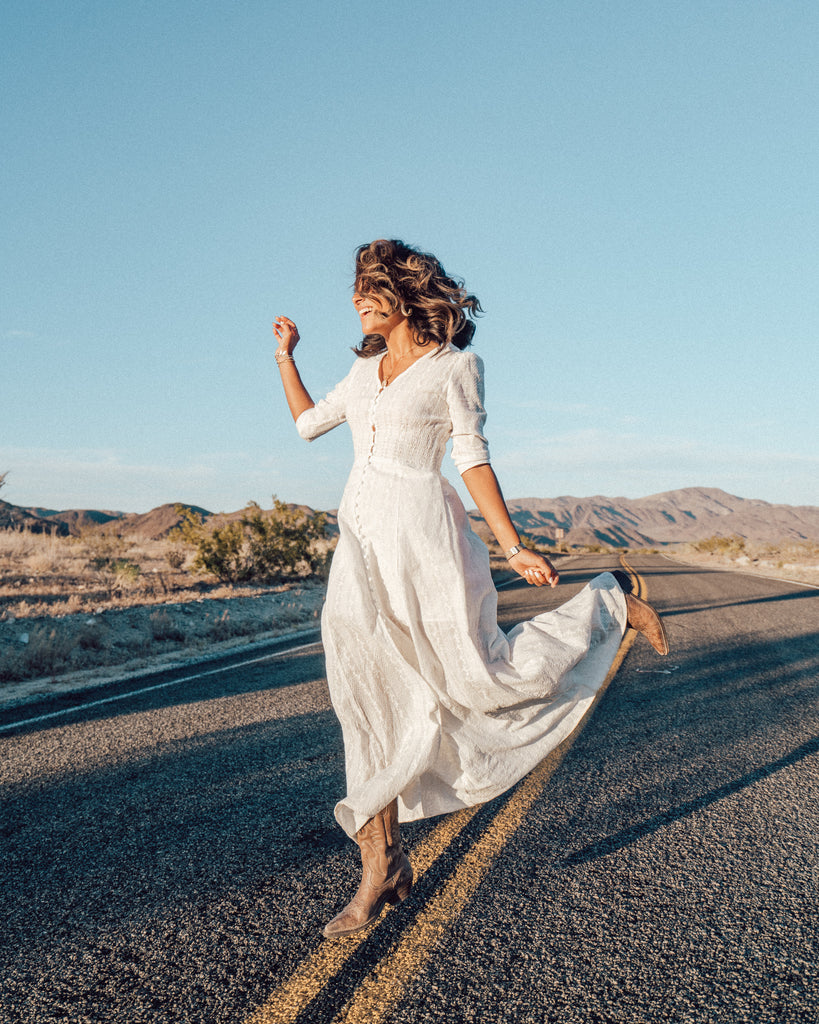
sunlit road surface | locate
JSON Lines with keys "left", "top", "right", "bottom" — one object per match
{"left": 2, "top": 555, "right": 818, "bottom": 1023}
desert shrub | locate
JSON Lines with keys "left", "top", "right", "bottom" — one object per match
{"left": 209, "top": 609, "right": 238, "bottom": 641}
{"left": 82, "top": 529, "right": 132, "bottom": 571}
{"left": 77, "top": 622, "right": 105, "bottom": 650}
{"left": 0, "top": 531, "right": 35, "bottom": 560}
{"left": 693, "top": 535, "right": 746, "bottom": 556}
{"left": 149, "top": 609, "right": 185, "bottom": 642}
{"left": 173, "top": 499, "right": 327, "bottom": 584}
{"left": 165, "top": 547, "right": 186, "bottom": 570}
{"left": 15, "top": 625, "right": 75, "bottom": 678}
{"left": 24, "top": 533, "right": 67, "bottom": 574}
{"left": 519, "top": 533, "right": 553, "bottom": 555}
{"left": 109, "top": 559, "right": 141, "bottom": 587}
{"left": 207, "top": 610, "right": 259, "bottom": 641}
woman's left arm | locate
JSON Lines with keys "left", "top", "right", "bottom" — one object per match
{"left": 461, "top": 464, "right": 559, "bottom": 587}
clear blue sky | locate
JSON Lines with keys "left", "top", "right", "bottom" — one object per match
{"left": 2, "top": 0, "right": 817, "bottom": 514}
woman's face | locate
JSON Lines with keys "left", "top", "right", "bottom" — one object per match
{"left": 352, "top": 287, "right": 406, "bottom": 335}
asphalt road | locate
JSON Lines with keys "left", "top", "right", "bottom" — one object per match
{"left": 1, "top": 555, "right": 817, "bottom": 1023}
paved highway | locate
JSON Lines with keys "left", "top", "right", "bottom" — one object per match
{"left": 1, "top": 555, "right": 817, "bottom": 1023}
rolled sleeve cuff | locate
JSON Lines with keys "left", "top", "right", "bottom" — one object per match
{"left": 295, "top": 402, "right": 345, "bottom": 441}
{"left": 452, "top": 437, "right": 491, "bottom": 474}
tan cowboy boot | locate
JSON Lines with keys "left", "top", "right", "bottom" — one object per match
{"left": 625, "top": 593, "right": 669, "bottom": 655}
{"left": 323, "top": 799, "right": 413, "bottom": 939}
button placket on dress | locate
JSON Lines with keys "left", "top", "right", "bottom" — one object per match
{"left": 352, "top": 377, "right": 387, "bottom": 593}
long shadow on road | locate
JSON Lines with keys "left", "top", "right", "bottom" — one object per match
{"left": 562, "top": 730, "right": 819, "bottom": 865}
{"left": 546, "top": 619, "right": 819, "bottom": 874}
{"left": 0, "top": 641, "right": 326, "bottom": 738}
{"left": 3, "top": 557, "right": 819, "bottom": 1021}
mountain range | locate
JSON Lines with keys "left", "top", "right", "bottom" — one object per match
{"left": 1, "top": 487, "right": 817, "bottom": 548}
{"left": 476, "top": 487, "right": 819, "bottom": 548}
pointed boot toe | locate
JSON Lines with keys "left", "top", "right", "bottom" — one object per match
{"left": 323, "top": 800, "right": 413, "bottom": 939}
{"left": 625, "top": 593, "right": 669, "bottom": 655}
{"left": 322, "top": 853, "right": 412, "bottom": 939}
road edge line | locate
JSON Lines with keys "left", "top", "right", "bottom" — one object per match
{"left": 0, "top": 636, "right": 324, "bottom": 734}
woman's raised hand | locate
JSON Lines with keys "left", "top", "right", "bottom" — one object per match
{"left": 273, "top": 316, "right": 300, "bottom": 354}
{"left": 509, "top": 548, "right": 559, "bottom": 588}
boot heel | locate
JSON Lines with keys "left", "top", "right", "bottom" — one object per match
{"left": 393, "top": 862, "right": 413, "bottom": 903}
{"left": 624, "top": 593, "right": 669, "bottom": 655}
{"left": 386, "top": 884, "right": 411, "bottom": 905}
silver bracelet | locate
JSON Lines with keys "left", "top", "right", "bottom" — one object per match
{"left": 275, "top": 350, "right": 295, "bottom": 365}
{"left": 505, "top": 544, "right": 524, "bottom": 560}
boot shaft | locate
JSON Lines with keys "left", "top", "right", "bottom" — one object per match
{"left": 356, "top": 799, "right": 402, "bottom": 882}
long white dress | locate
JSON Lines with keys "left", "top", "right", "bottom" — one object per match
{"left": 296, "top": 343, "right": 628, "bottom": 838}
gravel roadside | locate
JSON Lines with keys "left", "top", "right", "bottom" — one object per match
{"left": 0, "top": 582, "right": 326, "bottom": 711}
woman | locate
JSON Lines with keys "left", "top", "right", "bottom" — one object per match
{"left": 274, "top": 239, "right": 667, "bottom": 939}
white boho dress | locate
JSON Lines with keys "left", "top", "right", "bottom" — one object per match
{"left": 296, "top": 343, "right": 628, "bottom": 838}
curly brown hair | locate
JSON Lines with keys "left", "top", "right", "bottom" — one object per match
{"left": 353, "top": 239, "right": 483, "bottom": 357}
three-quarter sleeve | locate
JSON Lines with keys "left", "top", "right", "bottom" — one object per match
{"left": 295, "top": 364, "right": 354, "bottom": 441}
{"left": 447, "top": 351, "right": 491, "bottom": 473}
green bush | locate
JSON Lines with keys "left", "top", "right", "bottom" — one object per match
{"left": 172, "top": 499, "right": 327, "bottom": 584}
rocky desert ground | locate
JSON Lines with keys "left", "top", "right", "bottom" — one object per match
{"left": 0, "top": 526, "right": 329, "bottom": 710}
{"left": 667, "top": 537, "right": 819, "bottom": 587}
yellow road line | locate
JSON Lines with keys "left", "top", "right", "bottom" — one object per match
{"left": 247, "top": 560, "right": 640, "bottom": 1024}
{"left": 331, "top": 754, "right": 566, "bottom": 1023}
{"left": 244, "top": 806, "right": 481, "bottom": 1024}
{"left": 332, "top": 585, "right": 639, "bottom": 1024}
{"left": 620, "top": 553, "right": 645, "bottom": 601}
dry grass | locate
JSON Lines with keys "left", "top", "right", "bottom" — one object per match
{"left": 10, "top": 625, "right": 76, "bottom": 680}
{"left": 0, "top": 529, "right": 329, "bottom": 688}
{"left": 0, "top": 529, "right": 332, "bottom": 618}
{"left": 0, "top": 530, "right": 189, "bottom": 618}
{"left": 669, "top": 537, "right": 819, "bottom": 586}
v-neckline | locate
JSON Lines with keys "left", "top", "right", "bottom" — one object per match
{"left": 377, "top": 345, "right": 437, "bottom": 388}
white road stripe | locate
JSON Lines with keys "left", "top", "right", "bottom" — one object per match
{"left": 0, "top": 638, "right": 323, "bottom": 734}
{"left": 2, "top": 556, "right": 583, "bottom": 734}
{"left": 659, "top": 552, "right": 819, "bottom": 590}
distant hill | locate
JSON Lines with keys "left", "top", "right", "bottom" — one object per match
{"left": 0, "top": 499, "right": 73, "bottom": 535}
{"left": 0, "top": 500, "right": 335, "bottom": 540}
{"left": 1, "top": 488, "right": 816, "bottom": 547}
{"left": 117, "top": 504, "right": 213, "bottom": 540}
{"left": 468, "top": 487, "right": 819, "bottom": 548}
{"left": 33, "top": 508, "right": 124, "bottom": 534}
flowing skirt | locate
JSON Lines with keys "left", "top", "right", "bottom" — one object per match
{"left": 322, "top": 457, "right": 628, "bottom": 838}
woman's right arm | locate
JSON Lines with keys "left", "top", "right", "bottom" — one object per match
{"left": 273, "top": 316, "right": 315, "bottom": 423}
